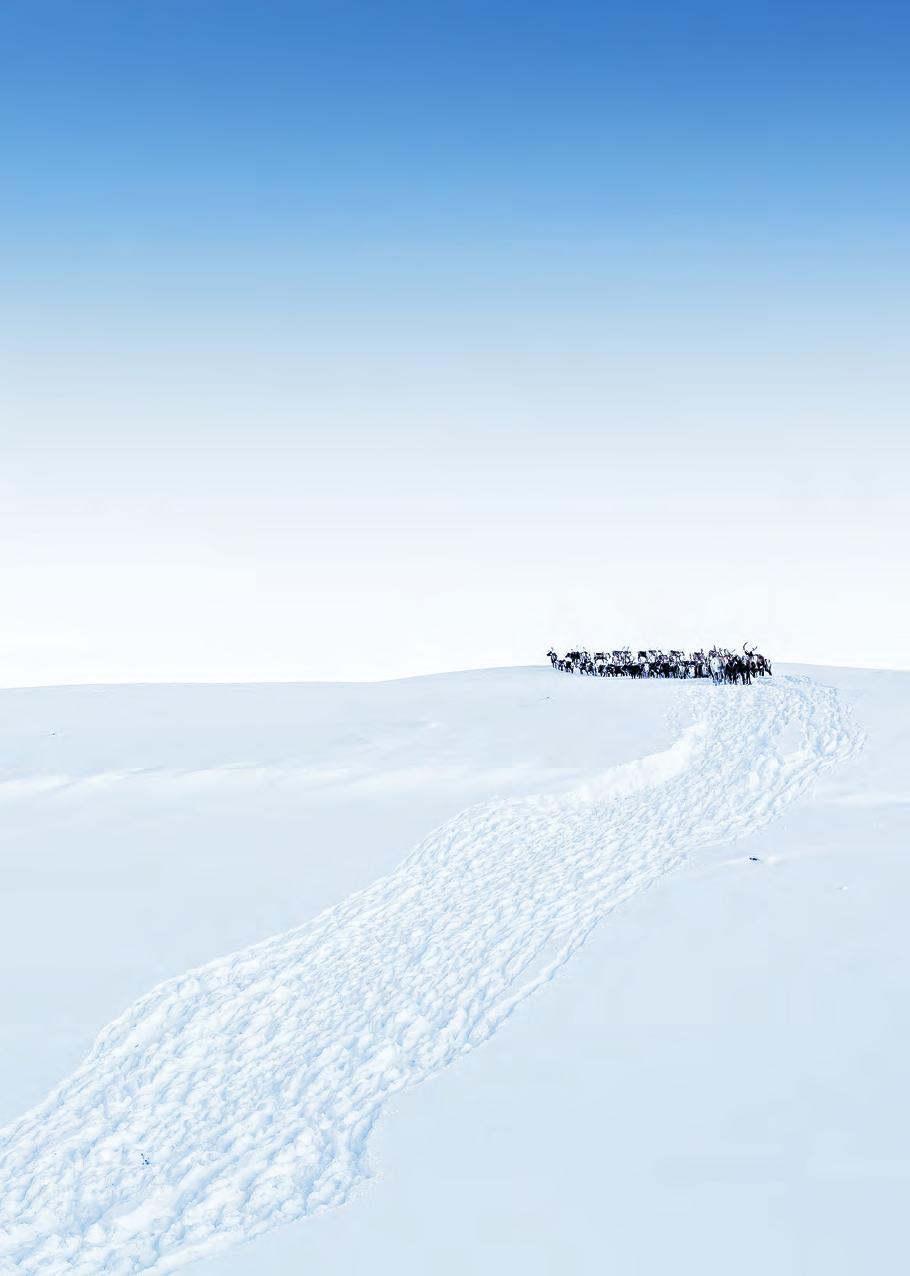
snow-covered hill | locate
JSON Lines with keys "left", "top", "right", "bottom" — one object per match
{"left": 0, "top": 666, "right": 906, "bottom": 1274}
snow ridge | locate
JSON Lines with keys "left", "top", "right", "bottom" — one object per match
{"left": 0, "top": 676, "right": 862, "bottom": 1274}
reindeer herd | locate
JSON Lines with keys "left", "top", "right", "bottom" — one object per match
{"left": 546, "top": 645, "right": 771, "bottom": 684}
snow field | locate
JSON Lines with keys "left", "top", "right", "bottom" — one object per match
{"left": 0, "top": 675, "right": 862, "bottom": 1273}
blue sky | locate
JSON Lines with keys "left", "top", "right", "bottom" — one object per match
{"left": 1, "top": 1, "right": 908, "bottom": 680}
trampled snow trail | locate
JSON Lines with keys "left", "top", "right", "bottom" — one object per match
{"left": 0, "top": 676, "right": 861, "bottom": 1274}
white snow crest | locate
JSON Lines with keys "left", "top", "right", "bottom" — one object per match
{"left": 0, "top": 676, "right": 862, "bottom": 1274}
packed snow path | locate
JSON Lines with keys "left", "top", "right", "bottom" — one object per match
{"left": 0, "top": 676, "right": 862, "bottom": 1274}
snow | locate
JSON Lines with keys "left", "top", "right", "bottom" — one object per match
{"left": 0, "top": 665, "right": 906, "bottom": 1274}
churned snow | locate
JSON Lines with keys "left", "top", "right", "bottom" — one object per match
{"left": 0, "top": 666, "right": 906, "bottom": 1275}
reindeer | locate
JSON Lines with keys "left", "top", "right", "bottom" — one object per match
{"left": 546, "top": 642, "right": 772, "bottom": 684}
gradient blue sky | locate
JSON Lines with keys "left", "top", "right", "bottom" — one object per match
{"left": 2, "top": 0, "right": 908, "bottom": 682}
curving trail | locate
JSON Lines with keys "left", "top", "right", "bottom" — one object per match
{"left": 0, "top": 676, "right": 862, "bottom": 1274}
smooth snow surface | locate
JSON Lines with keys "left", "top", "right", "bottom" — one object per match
{"left": 0, "top": 673, "right": 862, "bottom": 1273}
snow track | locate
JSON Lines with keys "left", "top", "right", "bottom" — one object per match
{"left": 0, "top": 676, "right": 862, "bottom": 1274}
